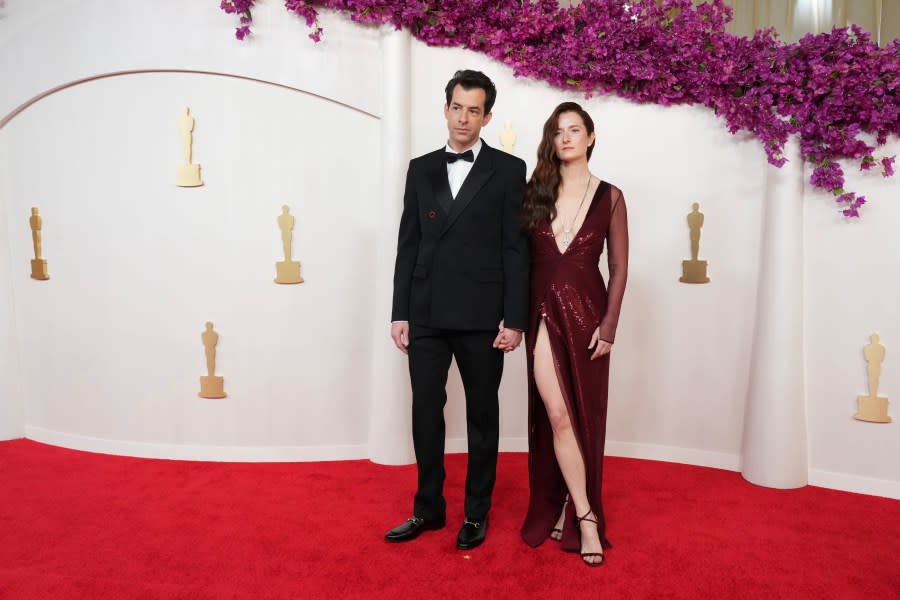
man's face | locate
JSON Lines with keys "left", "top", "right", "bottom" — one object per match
{"left": 444, "top": 85, "right": 492, "bottom": 151}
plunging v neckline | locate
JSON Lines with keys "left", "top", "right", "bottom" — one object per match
{"left": 550, "top": 181, "right": 603, "bottom": 256}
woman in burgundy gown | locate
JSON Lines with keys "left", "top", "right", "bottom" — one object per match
{"left": 519, "top": 102, "right": 628, "bottom": 566}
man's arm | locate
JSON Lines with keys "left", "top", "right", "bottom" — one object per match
{"left": 391, "top": 160, "right": 420, "bottom": 323}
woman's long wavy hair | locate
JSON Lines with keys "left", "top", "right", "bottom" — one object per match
{"left": 521, "top": 102, "right": 596, "bottom": 232}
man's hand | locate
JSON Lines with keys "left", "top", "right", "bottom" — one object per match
{"left": 492, "top": 320, "right": 523, "bottom": 353}
{"left": 391, "top": 322, "right": 410, "bottom": 354}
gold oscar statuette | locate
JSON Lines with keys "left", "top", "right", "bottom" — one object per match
{"left": 199, "top": 322, "right": 226, "bottom": 398}
{"left": 679, "top": 202, "right": 710, "bottom": 284}
{"left": 29, "top": 207, "right": 49, "bottom": 280}
{"left": 275, "top": 205, "right": 304, "bottom": 284}
{"left": 855, "top": 333, "right": 891, "bottom": 423}
{"left": 499, "top": 121, "right": 517, "bottom": 154}
{"left": 176, "top": 106, "right": 203, "bottom": 187}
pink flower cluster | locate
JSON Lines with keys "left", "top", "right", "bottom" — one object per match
{"left": 221, "top": 0, "right": 898, "bottom": 217}
{"left": 220, "top": 1, "right": 254, "bottom": 39}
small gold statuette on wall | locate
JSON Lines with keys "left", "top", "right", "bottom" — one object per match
{"left": 679, "top": 202, "right": 710, "bottom": 284}
{"left": 176, "top": 107, "right": 203, "bottom": 187}
{"left": 199, "top": 322, "right": 226, "bottom": 399}
{"left": 855, "top": 333, "right": 891, "bottom": 423}
{"left": 275, "top": 205, "right": 304, "bottom": 284}
{"left": 499, "top": 121, "right": 517, "bottom": 154}
{"left": 29, "top": 207, "right": 49, "bottom": 280}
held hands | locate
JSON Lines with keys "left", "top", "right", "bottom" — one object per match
{"left": 493, "top": 320, "right": 523, "bottom": 353}
{"left": 588, "top": 327, "right": 612, "bottom": 360}
{"left": 393, "top": 320, "right": 522, "bottom": 354}
{"left": 391, "top": 322, "right": 410, "bottom": 354}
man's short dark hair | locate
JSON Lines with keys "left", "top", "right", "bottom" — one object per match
{"left": 444, "top": 70, "right": 497, "bottom": 114}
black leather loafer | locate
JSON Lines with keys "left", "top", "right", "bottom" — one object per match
{"left": 456, "top": 516, "right": 488, "bottom": 550}
{"left": 384, "top": 516, "right": 446, "bottom": 542}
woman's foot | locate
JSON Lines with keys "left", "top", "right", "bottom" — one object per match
{"left": 575, "top": 510, "right": 604, "bottom": 567}
{"left": 550, "top": 496, "right": 569, "bottom": 541}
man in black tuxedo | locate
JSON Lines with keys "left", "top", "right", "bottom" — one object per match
{"left": 385, "top": 70, "right": 529, "bottom": 550}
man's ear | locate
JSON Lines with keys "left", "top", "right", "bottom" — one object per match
{"left": 483, "top": 112, "right": 493, "bottom": 127}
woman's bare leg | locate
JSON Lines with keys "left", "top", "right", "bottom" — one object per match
{"left": 533, "top": 320, "right": 602, "bottom": 564}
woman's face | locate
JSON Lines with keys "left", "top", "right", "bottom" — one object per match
{"left": 553, "top": 111, "right": 595, "bottom": 163}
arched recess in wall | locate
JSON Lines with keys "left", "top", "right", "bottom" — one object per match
{"left": 0, "top": 69, "right": 379, "bottom": 128}
{"left": 0, "top": 69, "right": 386, "bottom": 461}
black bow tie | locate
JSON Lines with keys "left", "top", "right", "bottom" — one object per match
{"left": 445, "top": 149, "right": 475, "bottom": 163}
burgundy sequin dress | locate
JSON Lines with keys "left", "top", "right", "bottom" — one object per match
{"left": 520, "top": 181, "right": 628, "bottom": 552}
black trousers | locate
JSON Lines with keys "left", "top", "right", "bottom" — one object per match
{"left": 408, "top": 325, "right": 504, "bottom": 521}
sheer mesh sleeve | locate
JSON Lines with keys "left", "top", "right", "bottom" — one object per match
{"left": 597, "top": 187, "right": 628, "bottom": 343}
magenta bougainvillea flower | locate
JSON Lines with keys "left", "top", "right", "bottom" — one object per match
{"left": 882, "top": 155, "right": 896, "bottom": 178}
{"left": 220, "top": 0, "right": 899, "bottom": 217}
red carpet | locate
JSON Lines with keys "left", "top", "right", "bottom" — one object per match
{"left": 0, "top": 439, "right": 897, "bottom": 599}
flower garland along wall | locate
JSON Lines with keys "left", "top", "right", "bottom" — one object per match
{"left": 220, "top": 0, "right": 898, "bottom": 217}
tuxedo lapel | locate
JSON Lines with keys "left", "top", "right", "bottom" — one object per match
{"left": 442, "top": 144, "right": 495, "bottom": 235}
{"left": 426, "top": 153, "right": 453, "bottom": 216}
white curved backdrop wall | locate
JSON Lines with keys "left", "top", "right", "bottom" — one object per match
{"left": 0, "top": 1, "right": 383, "bottom": 120}
{"left": 0, "top": 0, "right": 897, "bottom": 497}
{"left": 4, "top": 72, "right": 381, "bottom": 457}
{"left": 0, "top": 135, "right": 24, "bottom": 440}
{"left": 804, "top": 138, "right": 900, "bottom": 491}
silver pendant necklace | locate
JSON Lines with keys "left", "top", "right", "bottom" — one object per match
{"left": 556, "top": 175, "right": 593, "bottom": 248}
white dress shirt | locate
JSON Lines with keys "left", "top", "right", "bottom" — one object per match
{"left": 445, "top": 138, "right": 482, "bottom": 198}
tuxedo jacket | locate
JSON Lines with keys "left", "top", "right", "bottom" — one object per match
{"left": 391, "top": 141, "right": 529, "bottom": 331}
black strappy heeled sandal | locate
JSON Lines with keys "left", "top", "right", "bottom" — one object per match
{"left": 574, "top": 510, "right": 605, "bottom": 567}
{"left": 550, "top": 496, "right": 569, "bottom": 541}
